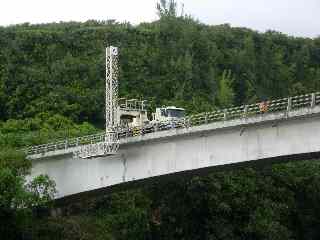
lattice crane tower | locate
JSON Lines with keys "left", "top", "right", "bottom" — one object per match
{"left": 74, "top": 46, "right": 120, "bottom": 158}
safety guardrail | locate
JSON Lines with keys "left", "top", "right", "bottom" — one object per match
{"left": 25, "top": 92, "right": 320, "bottom": 156}
{"left": 118, "top": 98, "right": 148, "bottom": 112}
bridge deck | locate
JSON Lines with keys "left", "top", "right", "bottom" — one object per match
{"left": 27, "top": 92, "right": 320, "bottom": 159}
{"left": 28, "top": 104, "right": 320, "bottom": 199}
{"left": 29, "top": 103, "right": 320, "bottom": 161}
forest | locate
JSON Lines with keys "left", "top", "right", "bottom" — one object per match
{"left": 1, "top": 0, "right": 320, "bottom": 239}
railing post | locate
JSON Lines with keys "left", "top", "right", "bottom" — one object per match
{"left": 223, "top": 109, "right": 228, "bottom": 120}
{"left": 243, "top": 105, "right": 248, "bottom": 118}
{"left": 287, "top": 97, "right": 292, "bottom": 112}
{"left": 65, "top": 140, "right": 68, "bottom": 150}
{"left": 311, "top": 93, "right": 316, "bottom": 108}
{"left": 205, "top": 113, "right": 208, "bottom": 124}
{"left": 184, "top": 118, "right": 188, "bottom": 128}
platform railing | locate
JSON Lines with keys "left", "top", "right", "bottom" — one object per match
{"left": 118, "top": 98, "right": 148, "bottom": 112}
{"left": 25, "top": 92, "right": 320, "bottom": 156}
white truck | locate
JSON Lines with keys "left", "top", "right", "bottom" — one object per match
{"left": 117, "top": 99, "right": 186, "bottom": 136}
{"left": 148, "top": 106, "right": 186, "bottom": 131}
{"left": 152, "top": 106, "right": 185, "bottom": 122}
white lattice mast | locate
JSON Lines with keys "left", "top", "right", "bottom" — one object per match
{"left": 103, "top": 46, "right": 120, "bottom": 154}
{"left": 105, "top": 46, "right": 119, "bottom": 139}
{"left": 73, "top": 46, "right": 119, "bottom": 158}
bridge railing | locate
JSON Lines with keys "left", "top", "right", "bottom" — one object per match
{"left": 118, "top": 98, "right": 148, "bottom": 112}
{"left": 26, "top": 133, "right": 106, "bottom": 155}
{"left": 25, "top": 92, "right": 320, "bottom": 156}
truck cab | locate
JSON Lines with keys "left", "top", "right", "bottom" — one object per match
{"left": 153, "top": 106, "right": 185, "bottom": 122}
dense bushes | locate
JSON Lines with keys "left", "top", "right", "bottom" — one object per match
{"left": 0, "top": 149, "right": 56, "bottom": 239}
{"left": 0, "top": 11, "right": 319, "bottom": 123}
{"left": 1, "top": 1, "right": 320, "bottom": 239}
{"left": 0, "top": 114, "right": 98, "bottom": 148}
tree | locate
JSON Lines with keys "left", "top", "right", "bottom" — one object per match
{"left": 216, "top": 70, "right": 235, "bottom": 107}
{"left": 156, "top": 0, "right": 177, "bottom": 18}
{"left": 0, "top": 149, "right": 56, "bottom": 239}
{"left": 1, "top": 10, "right": 320, "bottom": 240}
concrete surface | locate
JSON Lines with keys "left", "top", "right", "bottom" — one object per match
{"left": 28, "top": 106, "right": 320, "bottom": 199}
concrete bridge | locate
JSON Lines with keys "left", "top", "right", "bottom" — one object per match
{"left": 27, "top": 93, "right": 320, "bottom": 199}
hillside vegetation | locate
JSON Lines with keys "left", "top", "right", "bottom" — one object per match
{"left": 1, "top": 1, "right": 320, "bottom": 239}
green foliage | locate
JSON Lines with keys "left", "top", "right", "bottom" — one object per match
{"left": 0, "top": 149, "right": 56, "bottom": 239}
{"left": 0, "top": 4, "right": 320, "bottom": 239}
{"left": 31, "top": 162, "right": 320, "bottom": 240}
{"left": 156, "top": 0, "right": 178, "bottom": 18}
{"left": 216, "top": 69, "right": 235, "bottom": 107}
{"left": 1, "top": 11, "right": 319, "bottom": 123}
{"left": 94, "top": 190, "right": 151, "bottom": 239}
{"left": 0, "top": 148, "right": 31, "bottom": 176}
{"left": 27, "top": 175, "right": 56, "bottom": 207}
{"left": 0, "top": 114, "right": 99, "bottom": 148}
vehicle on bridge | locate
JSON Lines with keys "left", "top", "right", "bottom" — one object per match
{"left": 152, "top": 106, "right": 186, "bottom": 122}
{"left": 117, "top": 101, "right": 186, "bottom": 136}
{"left": 150, "top": 106, "right": 186, "bottom": 130}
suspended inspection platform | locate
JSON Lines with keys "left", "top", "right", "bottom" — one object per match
{"left": 73, "top": 46, "right": 120, "bottom": 158}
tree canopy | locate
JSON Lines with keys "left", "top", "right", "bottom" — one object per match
{"left": 1, "top": 1, "right": 320, "bottom": 238}
{"left": 0, "top": 149, "right": 56, "bottom": 239}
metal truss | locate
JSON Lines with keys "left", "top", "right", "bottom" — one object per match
{"left": 73, "top": 46, "right": 120, "bottom": 159}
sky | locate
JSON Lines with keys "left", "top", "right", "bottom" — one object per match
{"left": 0, "top": 0, "right": 319, "bottom": 38}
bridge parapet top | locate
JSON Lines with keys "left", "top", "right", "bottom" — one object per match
{"left": 25, "top": 92, "right": 320, "bottom": 156}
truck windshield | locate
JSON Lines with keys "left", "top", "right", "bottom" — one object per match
{"left": 167, "top": 109, "right": 185, "bottom": 118}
